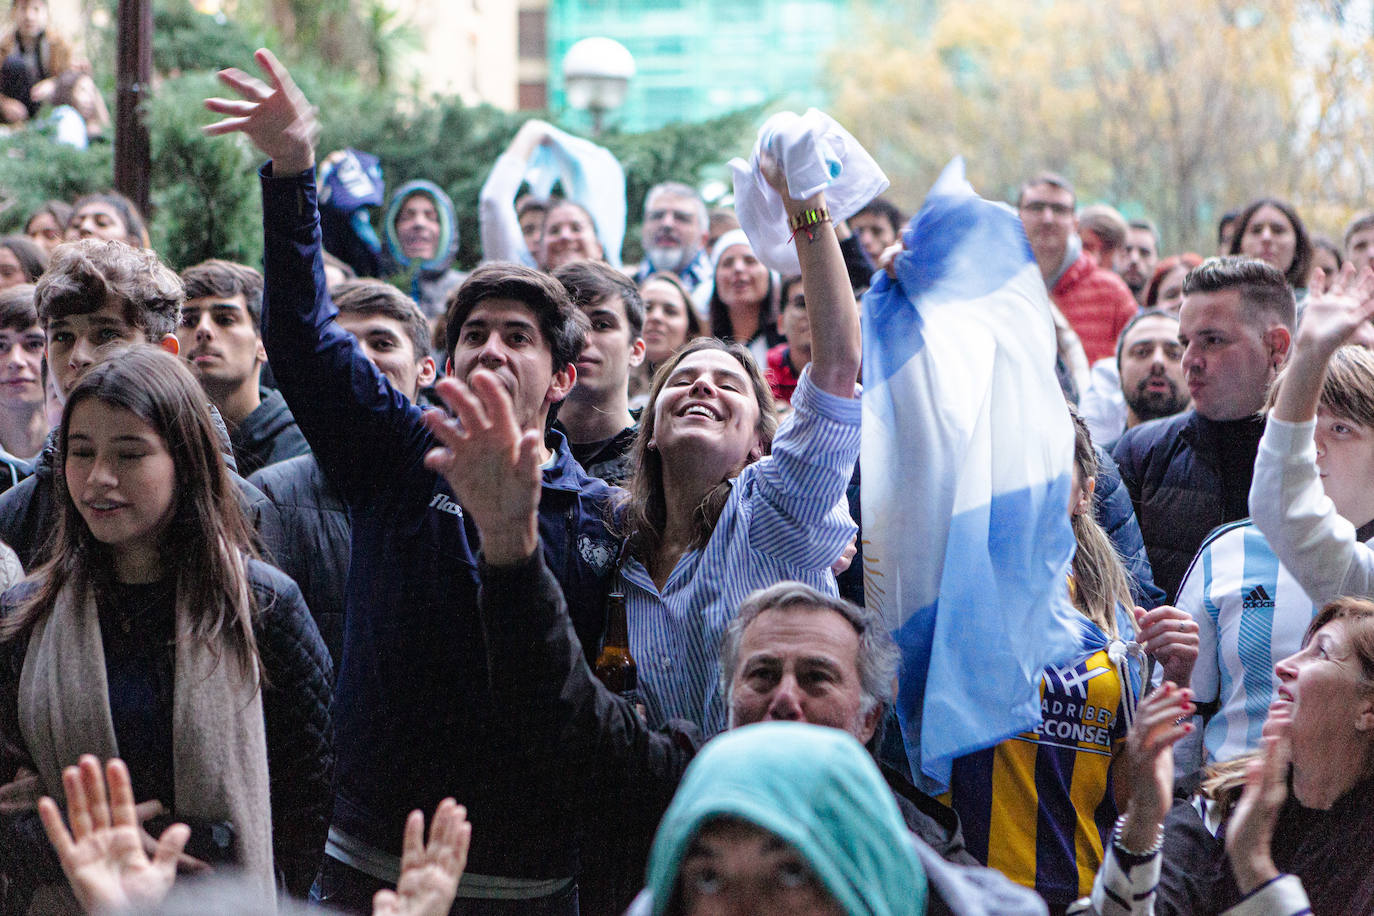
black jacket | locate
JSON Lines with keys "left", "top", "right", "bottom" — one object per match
{"left": 230, "top": 387, "right": 311, "bottom": 478}
{"left": 1112, "top": 410, "right": 1265, "bottom": 603}
{"left": 0, "top": 560, "right": 334, "bottom": 903}
{"left": 249, "top": 453, "right": 348, "bottom": 669}
{"left": 478, "top": 550, "right": 977, "bottom": 914}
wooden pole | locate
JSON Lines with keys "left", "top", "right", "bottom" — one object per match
{"left": 114, "top": 0, "right": 153, "bottom": 218}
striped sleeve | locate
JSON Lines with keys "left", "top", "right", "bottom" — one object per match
{"left": 745, "top": 365, "right": 860, "bottom": 567}
{"left": 1066, "top": 843, "right": 1159, "bottom": 915}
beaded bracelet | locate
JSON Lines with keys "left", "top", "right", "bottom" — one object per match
{"left": 788, "top": 206, "right": 831, "bottom": 244}
{"left": 1111, "top": 813, "right": 1164, "bottom": 858}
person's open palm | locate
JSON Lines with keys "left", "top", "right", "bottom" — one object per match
{"left": 38, "top": 756, "right": 190, "bottom": 914}
{"left": 204, "top": 48, "right": 319, "bottom": 176}
{"left": 372, "top": 799, "right": 471, "bottom": 916}
{"left": 1296, "top": 263, "right": 1374, "bottom": 356}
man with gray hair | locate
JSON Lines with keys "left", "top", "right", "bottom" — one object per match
{"left": 632, "top": 181, "right": 711, "bottom": 291}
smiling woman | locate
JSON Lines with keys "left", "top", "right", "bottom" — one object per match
{"left": 609, "top": 160, "right": 863, "bottom": 735}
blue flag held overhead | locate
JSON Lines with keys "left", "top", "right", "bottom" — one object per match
{"left": 860, "top": 159, "right": 1082, "bottom": 793}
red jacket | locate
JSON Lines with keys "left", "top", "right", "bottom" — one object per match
{"left": 765, "top": 343, "right": 802, "bottom": 404}
{"left": 1052, "top": 254, "right": 1138, "bottom": 364}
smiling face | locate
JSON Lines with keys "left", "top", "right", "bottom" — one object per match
{"left": 640, "top": 278, "right": 694, "bottom": 364}
{"left": 1178, "top": 289, "right": 1280, "bottom": 421}
{"left": 448, "top": 298, "right": 572, "bottom": 432}
{"left": 651, "top": 347, "right": 764, "bottom": 476}
{"left": 675, "top": 818, "right": 843, "bottom": 916}
{"left": 177, "top": 293, "right": 264, "bottom": 401}
{"left": 64, "top": 399, "right": 176, "bottom": 583}
{"left": 0, "top": 322, "right": 46, "bottom": 410}
{"left": 715, "top": 245, "right": 769, "bottom": 313}
{"left": 1239, "top": 204, "right": 1297, "bottom": 276}
{"left": 1272, "top": 618, "right": 1374, "bottom": 807}
{"left": 1119, "top": 314, "right": 1189, "bottom": 425}
{"left": 395, "top": 193, "right": 441, "bottom": 261}
{"left": 539, "top": 202, "right": 603, "bottom": 271}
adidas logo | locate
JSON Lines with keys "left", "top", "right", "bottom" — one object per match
{"left": 1242, "top": 584, "right": 1274, "bottom": 610}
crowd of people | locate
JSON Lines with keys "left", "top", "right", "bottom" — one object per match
{"left": 0, "top": 24, "right": 1372, "bottom": 916}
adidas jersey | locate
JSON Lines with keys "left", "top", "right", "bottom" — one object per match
{"left": 1176, "top": 519, "right": 1316, "bottom": 765}
{"left": 946, "top": 647, "right": 1127, "bottom": 904}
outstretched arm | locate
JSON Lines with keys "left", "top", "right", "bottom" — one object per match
{"left": 1251, "top": 265, "right": 1374, "bottom": 606}
{"left": 759, "top": 154, "right": 861, "bottom": 397}
{"left": 204, "top": 50, "right": 434, "bottom": 494}
{"left": 204, "top": 48, "right": 317, "bottom": 178}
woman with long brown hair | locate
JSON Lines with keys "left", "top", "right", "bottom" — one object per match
{"left": 0, "top": 346, "right": 332, "bottom": 908}
{"left": 612, "top": 159, "right": 861, "bottom": 737}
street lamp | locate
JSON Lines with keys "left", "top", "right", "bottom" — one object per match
{"left": 562, "top": 37, "right": 635, "bottom": 135}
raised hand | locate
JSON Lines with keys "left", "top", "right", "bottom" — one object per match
{"left": 422, "top": 370, "right": 543, "bottom": 565}
{"left": 1115, "top": 683, "right": 1194, "bottom": 851}
{"left": 37, "top": 756, "right": 190, "bottom": 914}
{"left": 204, "top": 48, "right": 319, "bottom": 177}
{"left": 1134, "top": 605, "right": 1200, "bottom": 687}
{"left": 372, "top": 799, "right": 471, "bottom": 916}
{"left": 1226, "top": 734, "right": 1290, "bottom": 894}
{"left": 1293, "top": 263, "right": 1374, "bottom": 358}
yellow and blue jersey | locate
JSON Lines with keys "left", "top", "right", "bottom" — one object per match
{"left": 946, "top": 646, "right": 1128, "bottom": 904}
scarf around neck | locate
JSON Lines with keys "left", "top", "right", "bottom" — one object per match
{"left": 16, "top": 574, "right": 275, "bottom": 901}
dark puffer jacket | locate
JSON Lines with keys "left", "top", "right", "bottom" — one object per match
{"left": 250, "top": 453, "right": 349, "bottom": 669}
{"left": 230, "top": 387, "right": 311, "bottom": 478}
{"left": 0, "top": 560, "right": 334, "bottom": 902}
{"left": 1112, "top": 410, "right": 1265, "bottom": 603}
{"left": 1093, "top": 445, "right": 1166, "bottom": 608}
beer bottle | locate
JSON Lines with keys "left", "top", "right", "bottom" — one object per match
{"left": 594, "top": 592, "right": 640, "bottom": 705}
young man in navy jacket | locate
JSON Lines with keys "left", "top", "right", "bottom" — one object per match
{"left": 207, "top": 50, "right": 620, "bottom": 914}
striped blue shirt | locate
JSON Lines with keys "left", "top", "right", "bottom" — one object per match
{"left": 1177, "top": 520, "right": 1315, "bottom": 766}
{"left": 620, "top": 366, "right": 860, "bottom": 735}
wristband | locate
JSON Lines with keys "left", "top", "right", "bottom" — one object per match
{"left": 1112, "top": 813, "right": 1164, "bottom": 858}
{"left": 788, "top": 206, "right": 831, "bottom": 244}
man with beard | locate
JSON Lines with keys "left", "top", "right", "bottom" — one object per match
{"left": 632, "top": 182, "right": 711, "bottom": 292}
{"left": 1118, "top": 310, "right": 1189, "bottom": 429}
{"left": 1118, "top": 219, "right": 1160, "bottom": 305}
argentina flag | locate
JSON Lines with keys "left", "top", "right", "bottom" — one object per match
{"left": 861, "top": 159, "right": 1083, "bottom": 793}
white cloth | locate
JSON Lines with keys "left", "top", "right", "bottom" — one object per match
{"left": 729, "top": 109, "right": 888, "bottom": 275}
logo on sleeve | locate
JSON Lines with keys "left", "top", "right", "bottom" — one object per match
{"left": 429, "top": 492, "right": 464, "bottom": 518}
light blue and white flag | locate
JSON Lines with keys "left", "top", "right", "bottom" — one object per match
{"left": 861, "top": 159, "right": 1082, "bottom": 793}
